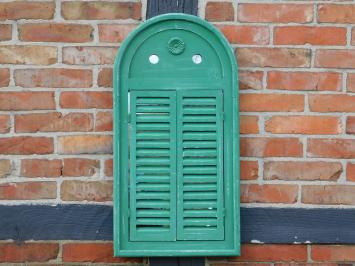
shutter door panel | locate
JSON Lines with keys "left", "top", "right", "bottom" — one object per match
{"left": 176, "top": 90, "right": 224, "bottom": 241}
{"left": 129, "top": 91, "right": 177, "bottom": 241}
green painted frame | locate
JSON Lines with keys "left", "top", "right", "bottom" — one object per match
{"left": 113, "top": 13, "right": 240, "bottom": 257}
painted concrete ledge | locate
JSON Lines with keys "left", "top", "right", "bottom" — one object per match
{"left": 0, "top": 205, "right": 354, "bottom": 244}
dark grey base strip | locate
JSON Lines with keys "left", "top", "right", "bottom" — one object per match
{"left": 1, "top": 205, "right": 355, "bottom": 244}
{"left": 146, "top": 0, "right": 198, "bottom": 19}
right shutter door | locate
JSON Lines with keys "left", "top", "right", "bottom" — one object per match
{"left": 176, "top": 90, "right": 224, "bottom": 240}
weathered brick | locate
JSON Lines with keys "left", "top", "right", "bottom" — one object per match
{"left": 19, "top": 23, "right": 93, "bottom": 43}
{"left": 239, "top": 71, "right": 263, "bottom": 90}
{"left": 318, "top": 4, "right": 355, "bottom": 23}
{"left": 240, "top": 115, "right": 259, "bottom": 134}
{"left": 312, "top": 245, "right": 355, "bottom": 261}
{"left": 274, "top": 26, "right": 346, "bottom": 46}
{"left": 0, "top": 115, "right": 10, "bottom": 133}
{"left": 0, "top": 25, "right": 11, "bottom": 41}
{"left": 237, "top": 48, "right": 311, "bottom": 68}
{"left": 308, "top": 139, "right": 355, "bottom": 159}
{"left": 15, "top": 69, "right": 92, "bottom": 88}
{"left": 0, "top": 1, "right": 55, "bottom": 20}
{"left": 21, "top": 159, "right": 62, "bottom": 178}
{"left": 267, "top": 71, "right": 342, "bottom": 91}
{"left": 264, "top": 161, "right": 342, "bottom": 181}
{"left": 98, "top": 68, "right": 113, "bottom": 88}
{"left": 60, "top": 92, "right": 112, "bottom": 109}
{"left": 206, "top": 2, "right": 234, "bottom": 22}
{"left": 0, "top": 46, "right": 56, "bottom": 65}
{"left": 217, "top": 25, "right": 269, "bottom": 45}
{"left": 0, "top": 160, "right": 11, "bottom": 178}
{"left": 61, "top": 180, "right": 112, "bottom": 202}
{"left": 62, "top": 1, "right": 141, "bottom": 20}
{"left": 63, "top": 242, "right": 141, "bottom": 263}
{"left": 347, "top": 116, "right": 355, "bottom": 134}
{"left": 62, "top": 158, "right": 99, "bottom": 177}
{"left": 63, "top": 46, "right": 117, "bottom": 65}
{"left": 240, "top": 161, "right": 258, "bottom": 180}
{"left": 241, "top": 184, "right": 298, "bottom": 204}
{"left": 0, "top": 182, "right": 56, "bottom": 200}
{"left": 238, "top": 4, "right": 313, "bottom": 23}
{"left": 0, "top": 243, "right": 59, "bottom": 263}
{"left": 0, "top": 68, "right": 10, "bottom": 87}
{"left": 15, "top": 112, "right": 93, "bottom": 133}
{"left": 309, "top": 94, "right": 355, "bottom": 112}
{"left": 302, "top": 185, "right": 355, "bottom": 205}
{"left": 58, "top": 135, "right": 112, "bottom": 154}
{"left": 99, "top": 24, "right": 137, "bottom": 43}
{"left": 240, "top": 94, "right": 304, "bottom": 112}
{"left": 241, "top": 137, "right": 303, "bottom": 158}
{"left": 105, "top": 159, "right": 113, "bottom": 177}
{"left": 315, "top": 50, "right": 355, "bottom": 68}
{"left": 347, "top": 163, "right": 355, "bottom": 182}
{"left": 0, "top": 92, "right": 55, "bottom": 111}
{"left": 0, "top": 137, "right": 53, "bottom": 155}
{"left": 95, "top": 112, "right": 112, "bottom": 131}
{"left": 265, "top": 116, "right": 341, "bottom": 135}
{"left": 347, "top": 73, "right": 355, "bottom": 92}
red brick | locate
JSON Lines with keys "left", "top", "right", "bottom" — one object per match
{"left": 210, "top": 263, "right": 271, "bottom": 266}
{"left": 309, "top": 95, "right": 355, "bottom": 112}
{"left": 239, "top": 71, "right": 263, "bottom": 90}
{"left": 0, "top": 68, "right": 10, "bottom": 87}
{"left": 0, "top": 1, "right": 55, "bottom": 20}
{"left": 237, "top": 48, "right": 311, "bottom": 68}
{"left": 0, "top": 160, "right": 11, "bottom": 178}
{"left": 63, "top": 46, "right": 117, "bottom": 65}
{"left": 265, "top": 116, "right": 341, "bottom": 135}
{"left": 240, "top": 94, "right": 304, "bottom": 112}
{"left": 19, "top": 23, "right": 93, "bottom": 43}
{"left": 15, "top": 112, "right": 93, "bottom": 133}
{"left": 0, "top": 137, "right": 53, "bottom": 155}
{"left": 264, "top": 161, "right": 342, "bottom": 181}
{"left": 60, "top": 92, "right": 112, "bottom": 109}
{"left": 347, "top": 116, "right": 355, "bottom": 134}
{"left": 0, "top": 25, "right": 11, "bottom": 41}
{"left": 240, "top": 115, "right": 259, "bottom": 134}
{"left": 21, "top": 159, "right": 62, "bottom": 178}
{"left": 347, "top": 73, "right": 355, "bottom": 92}
{"left": 14, "top": 69, "right": 92, "bottom": 88}
{"left": 315, "top": 50, "right": 355, "bottom": 68}
{"left": 267, "top": 71, "right": 342, "bottom": 91}
{"left": 352, "top": 28, "right": 355, "bottom": 46}
{"left": 347, "top": 163, "right": 355, "bottom": 181}
{"left": 275, "top": 264, "right": 337, "bottom": 266}
{"left": 61, "top": 180, "right": 112, "bottom": 202}
{"left": 241, "top": 137, "right": 303, "bottom": 158}
{"left": 217, "top": 25, "right": 269, "bottom": 45}
{"left": 0, "top": 115, "right": 10, "bottom": 133}
{"left": 238, "top": 4, "right": 313, "bottom": 23}
{"left": 105, "top": 159, "right": 113, "bottom": 177}
{"left": 95, "top": 112, "right": 112, "bottom": 131}
{"left": 0, "top": 46, "right": 56, "bottom": 65}
{"left": 0, "top": 243, "right": 59, "bottom": 263}
{"left": 240, "top": 161, "right": 258, "bottom": 180}
{"left": 0, "top": 92, "right": 55, "bottom": 111}
{"left": 302, "top": 185, "right": 355, "bottom": 205}
{"left": 63, "top": 242, "right": 141, "bottom": 263}
{"left": 308, "top": 139, "right": 355, "bottom": 159}
{"left": 62, "top": 1, "right": 141, "bottom": 20}
{"left": 0, "top": 182, "right": 56, "bottom": 200}
{"left": 206, "top": 2, "right": 234, "bottom": 22}
{"left": 98, "top": 68, "right": 113, "bottom": 88}
{"left": 274, "top": 26, "right": 346, "bottom": 46}
{"left": 62, "top": 158, "right": 99, "bottom": 177}
{"left": 313, "top": 245, "right": 355, "bottom": 261}
{"left": 99, "top": 24, "right": 137, "bottom": 43}
{"left": 241, "top": 184, "right": 298, "bottom": 204}
{"left": 58, "top": 135, "right": 112, "bottom": 154}
{"left": 318, "top": 4, "right": 355, "bottom": 23}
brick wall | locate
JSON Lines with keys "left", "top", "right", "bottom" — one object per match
{"left": 0, "top": 0, "right": 354, "bottom": 265}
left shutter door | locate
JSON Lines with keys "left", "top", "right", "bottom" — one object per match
{"left": 129, "top": 90, "right": 177, "bottom": 241}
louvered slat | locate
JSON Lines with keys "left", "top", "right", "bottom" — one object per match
{"left": 176, "top": 90, "right": 224, "bottom": 240}
{"left": 129, "top": 91, "right": 176, "bottom": 241}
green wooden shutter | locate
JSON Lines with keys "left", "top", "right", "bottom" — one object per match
{"left": 129, "top": 91, "right": 177, "bottom": 241}
{"left": 176, "top": 90, "right": 224, "bottom": 240}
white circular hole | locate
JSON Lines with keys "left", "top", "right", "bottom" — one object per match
{"left": 192, "top": 54, "right": 202, "bottom": 64}
{"left": 149, "top": 54, "right": 159, "bottom": 64}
